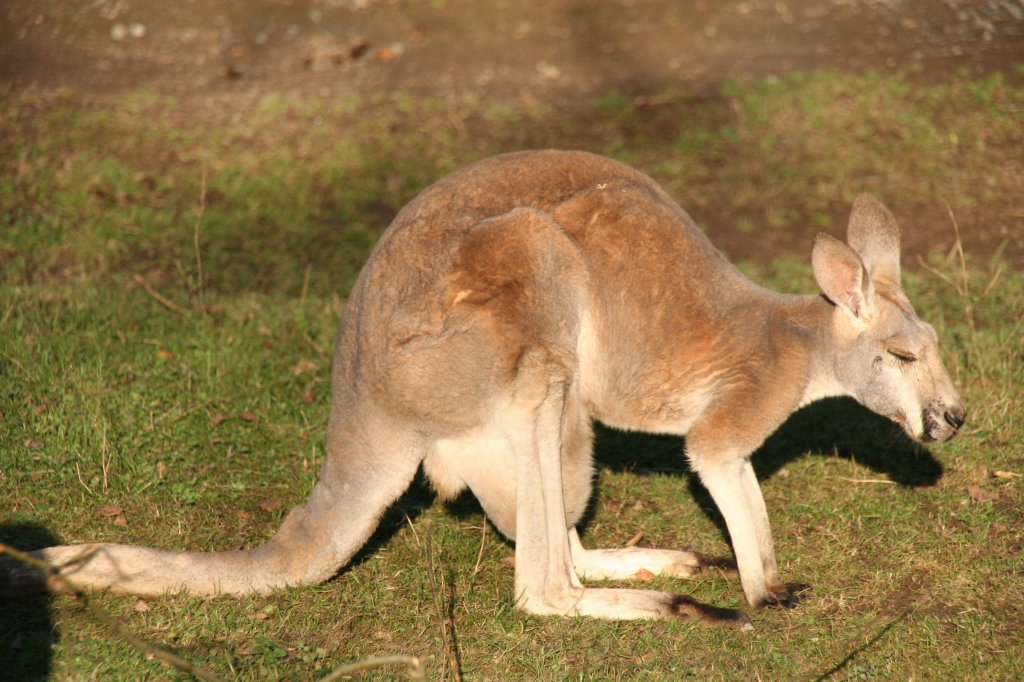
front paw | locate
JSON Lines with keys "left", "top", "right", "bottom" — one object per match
{"left": 756, "top": 582, "right": 809, "bottom": 609}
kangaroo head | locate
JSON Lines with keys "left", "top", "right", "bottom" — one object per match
{"left": 811, "top": 194, "right": 966, "bottom": 443}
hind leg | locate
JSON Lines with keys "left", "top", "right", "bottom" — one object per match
{"left": 568, "top": 529, "right": 736, "bottom": 581}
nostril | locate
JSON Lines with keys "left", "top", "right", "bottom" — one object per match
{"left": 944, "top": 409, "right": 965, "bottom": 430}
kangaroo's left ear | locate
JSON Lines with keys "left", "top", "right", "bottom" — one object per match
{"left": 812, "top": 232, "right": 874, "bottom": 319}
{"left": 846, "top": 193, "right": 902, "bottom": 294}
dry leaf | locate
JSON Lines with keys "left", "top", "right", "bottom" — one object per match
{"left": 238, "top": 510, "right": 252, "bottom": 521}
{"left": 240, "top": 410, "right": 256, "bottom": 422}
{"left": 291, "top": 359, "right": 317, "bottom": 376}
{"left": 209, "top": 413, "right": 230, "bottom": 428}
{"left": 96, "top": 504, "right": 124, "bottom": 517}
{"left": 349, "top": 38, "right": 369, "bottom": 59}
{"left": 156, "top": 461, "right": 168, "bottom": 478}
{"left": 135, "top": 599, "right": 151, "bottom": 612}
{"left": 257, "top": 325, "right": 272, "bottom": 336}
{"left": 113, "top": 514, "right": 128, "bottom": 527}
{"left": 155, "top": 348, "right": 175, "bottom": 360}
{"left": 633, "top": 568, "right": 656, "bottom": 582}
{"left": 993, "top": 470, "right": 1021, "bottom": 479}
{"left": 966, "top": 485, "right": 998, "bottom": 503}
{"left": 258, "top": 499, "right": 282, "bottom": 513}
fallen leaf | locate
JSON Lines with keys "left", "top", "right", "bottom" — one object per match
{"left": 238, "top": 510, "right": 252, "bottom": 521}
{"left": 258, "top": 499, "right": 282, "bottom": 513}
{"left": 966, "top": 485, "right": 998, "bottom": 503}
{"left": 96, "top": 504, "right": 124, "bottom": 517}
{"left": 240, "top": 410, "right": 256, "bottom": 422}
{"left": 625, "top": 531, "right": 644, "bottom": 547}
{"left": 155, "top": 348, "right": 175, "bottom": 360}
{"left": 209, "top": 413, "right": 230, "bottom": 428}
{"left": 633, "top": 568, "right": 656, "bottom": 582}
{"left": 257, "top": 325, "right": 272, "bottom": 336}
{"left": 349, "top": 38, "right": 369, "bottom": 59}
{"left": 631, "top": 500, "right": 645, "bottom": 511}
{"left": 156, "top": 461, "right": 168, "bottom": 478}
{"left": 994, "top": 470, "right": 1021, "bottom": 479}
{"left": 135, "top": 599, "right": 151, "bottom": 612}
{"left": 291, "top": 359, "right": 317, "bottom": 376}
{"left": 113, "top": 514, "right": 128, "bottom": 527}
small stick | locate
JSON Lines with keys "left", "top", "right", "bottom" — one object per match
{"left": 319, "top": 655, "right": 426, "bottom": 682}
{"left": 132, "top": 273, "right": 188, "bottom": 314}
{"left": 472, "top": 522, "right": 488, "bottom": 576}
{"left": 834, "top": 477, "right": 897, "bottom": 485}
{"left": 75, "top": 461, "right": 95, "bottom": 496}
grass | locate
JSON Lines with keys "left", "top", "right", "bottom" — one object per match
{"left": 1, "top": 67, "right": 1023, "bottom": 680}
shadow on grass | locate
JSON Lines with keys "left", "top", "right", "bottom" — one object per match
{"left": 342, "top": 397, "right": 944, "bottom": 578}
{"left": 592, "top": 397, "right": 944, "bottom": 536}
{"left": 0, "top": 523, "right": 58, "bottom": 681}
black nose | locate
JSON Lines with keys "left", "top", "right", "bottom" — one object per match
{"left": 944, "top": 407, "right": 966, "bottom": 431}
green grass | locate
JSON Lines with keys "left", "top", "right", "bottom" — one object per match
{"left": 1, "top": 68, "right": 1023, "bottom": 680}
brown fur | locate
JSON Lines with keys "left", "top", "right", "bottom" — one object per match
{"left": 0, "top": 151, "right": 964, "bottom": 627}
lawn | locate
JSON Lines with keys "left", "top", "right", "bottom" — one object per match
{"left": 1, "top": 68, "right": 1022, "bottom": 680}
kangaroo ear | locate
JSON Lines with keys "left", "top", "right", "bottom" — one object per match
{"left": 812, "top": 232, "right": 874, "bottom": 318}
{"left": 846, "top": 193, "right": 902, "bottom": 293}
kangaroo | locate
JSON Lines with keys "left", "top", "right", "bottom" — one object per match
{"left": 1, "top": 150, "right": 965, "bottom": 628}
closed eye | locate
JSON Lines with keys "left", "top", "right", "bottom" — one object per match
{"left": 888, "top": 349, "right": 918, "bottom": 365}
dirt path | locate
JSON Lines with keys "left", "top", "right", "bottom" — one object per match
{"left": 4, "top": 1, "right": 1022, "bottom": 103}
{"left": 2, "top": 0, "right": 1023, "bottom": 264}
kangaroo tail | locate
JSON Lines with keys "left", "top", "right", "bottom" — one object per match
{"left": 1, "top": 439, "right": 423, "bottom": 596}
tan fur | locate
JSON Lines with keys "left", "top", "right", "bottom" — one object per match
{"left": 0, "top": 151, "right": 965, "bottom": 627}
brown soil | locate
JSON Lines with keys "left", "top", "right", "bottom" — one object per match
{"left": 2, "top": 0, "right": 1023, "bottom": 264}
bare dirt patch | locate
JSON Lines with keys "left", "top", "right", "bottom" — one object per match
{"left": 2, "top": 0, "right": 1023, "bottom": 264}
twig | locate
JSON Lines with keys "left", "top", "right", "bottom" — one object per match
{"left": 404, "top": 513, "right": 421, "bottom": 549}
{"left": 100, "top": 421, "right": 112, "bottom": 492}
{"left": 0, "top": 543, "right": 224, "bottom": 682}
{"left": 132, "top": 273, "right": 189, "bottom": 314}
{"left": 319, "top": 654, "right": 426, "bottom": 682}
{"left": 75, "top": 461, "right": 95, "bottom": 496}
{"left": 193, "top": 161, "right": 208, "bottom": 315}
{"left": 472, "top": 522, "right": 488, "bottom": 576}
{"left": 943, "top": 199, "right": 974, "bottom": 335}
{"left": 834, "top": 477, "right": 896, "bottom": 485}
{"left": 425, "top": 535, "right": 463, "bottom": 681}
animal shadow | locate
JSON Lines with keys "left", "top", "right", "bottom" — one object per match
{"left": 0, "top": 523, "right": 59, "bottom": 681}
{"left": 593, "top": 397, "right": 943, "bottom": 532}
